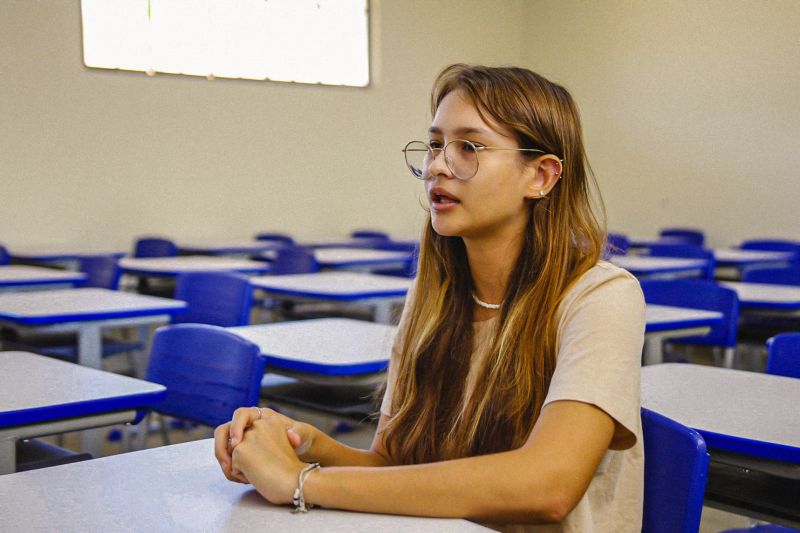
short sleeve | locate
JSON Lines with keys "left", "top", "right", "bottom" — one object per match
{"left": 379, "top": 280, "right": 418, "bottom": 418}
{"left": 543, "top": 262, "right": 646, "bottom": 450}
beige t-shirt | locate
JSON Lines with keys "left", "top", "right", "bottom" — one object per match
{"left": 380, "top": 261, "right": 646, "bottom": 533}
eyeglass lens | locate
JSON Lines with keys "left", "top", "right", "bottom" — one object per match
{"left": 404, "top": 140, "right": 479, "bottom": 180}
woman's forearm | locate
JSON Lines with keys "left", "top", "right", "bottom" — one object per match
{"left": 300, "top": 426, "right": 390, "bottom": 468}
{"left": 300, "top": 448, "right": 569, "bottom": 524}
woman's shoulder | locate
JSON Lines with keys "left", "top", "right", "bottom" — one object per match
{"left": 559, "top": 260, "right": 645, "bottom": 316}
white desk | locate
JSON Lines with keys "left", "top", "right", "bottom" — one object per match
{"left": 313, "top": 248, "right": 412, "bottom": 271}
{"left": 713, "top": 249, "right": 793, "bottom": 280}
{"left": 714, "top": 249, "right": 793, "bottom": 268}
{"left": 179, "top": 240, "right": 287, "bottom": 256}
{"left": 609, "top": 255, "right": 709, "bottom": 278}
{"left": 642, "top": 364, "right": 800, "bottom": 464}
{"left": 250, "top": 272, "right": 412, "bottom": 324}
{"left": 0, "top": 265, "right": 87, "bottom": 291}
{"left": 0, "top": 439, "right": 488, "bottom": 531}
{"left": 0, "top": 288, "right": 186, "bottom": 369}
{"left": 643, "top": 363, "right": 800, "bottom": 526}
{"left": 9, "top": 246, "right": 125, "bottom": 270}
{"left": 720, "top": 281, "right": 800, "bottom": 316}
{"left": 119, "top": 256, "right": 270, "bottom": 277}
{"left": 0, "top": 351, "right": 165, "bottom": 474}
{"left": 230, "top": 318, "right": 397, "bottom": 385}
{"left": 644, "top": 304, "right": 724, "bottom": 365}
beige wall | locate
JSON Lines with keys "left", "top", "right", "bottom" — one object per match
{"left": 522, "top": 0, "right": 800, "bottom": 247}
{"left": 3, "top": 1, "right": 797, "bottom": 251}
{"left": 0, "top": 0, "right": 524, "bottom": 250}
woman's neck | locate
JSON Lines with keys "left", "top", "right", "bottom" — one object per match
{"left": 463, "top": 230, "right": 524, "bottom": 320}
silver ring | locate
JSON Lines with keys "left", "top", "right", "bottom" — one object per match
{"left": 253, "top": 406, "right": 263, "bottom": 420}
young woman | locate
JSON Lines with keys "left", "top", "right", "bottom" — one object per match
{"left": 214, "top": 64, "right": 645, "bottom": 532}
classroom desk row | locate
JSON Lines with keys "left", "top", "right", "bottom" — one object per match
{"left": 2, "top": 352, "right": 797, "bottom": 528}
{"left": 609, "top": 250, "right": 794, "bottom": 278}
{"left": 2, "top": 271, "right": 800, "bottom": 373}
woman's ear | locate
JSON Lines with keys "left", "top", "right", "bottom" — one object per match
{"left": 524, "top": 156, "right": 562, "bottom": 199}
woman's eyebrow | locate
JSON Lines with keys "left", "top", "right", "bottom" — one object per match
{"left": 428, "top": 126, "right": 492, "bottom": 137}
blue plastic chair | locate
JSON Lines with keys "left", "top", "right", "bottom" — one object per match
{"left": 659, "top": 228, "right": 705, "bottom": 246}
{"left": 369, "top": 241, "right": 419, "bottom": 278}
{"left": 766, "top": 333, "right": 800, "bottom": 379}
{"left": 78, "top": 255, "right": 122, "bottom": 289}
{"left": 267, "top": 246, "right": 320, "bottom": 275}
{"left": 639, "top": 279, "right": 739, "bottom": 365}
{"left": 742, "top": 265, "right": 800, "bottom": 286}
{"left": 254, "top": 232, "right": 295, "bottom": 245}
{"left": 0, "top": 245, "right": 9, "bottom": 265}
{"left": 133, "top": 237, "right": 178, "bottom": 258}
{"left": 646, "top": 244, "right": 716, "bottom": 280}
{"left": 606, "top": 232, "right": 630, "bottom": 256}
{"left": 642, "top": 408, "right": 709, "bottom": 533}
{"left": 740, "top": 240, "right": 800, "bottom": 264}
{"left": 144, "top": 324, "right": 266, "bottom": 435}
{"left": 350, "top": 230, "right": 390, "bottom": 241}
{"left": 172, "top": 272, "right": 253, "bottom": 327}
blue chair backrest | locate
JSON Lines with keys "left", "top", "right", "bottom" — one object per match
{"left": 742, "top": 265, "right": 800, "bottom": 286}
{"left": 766, "top": 333, "right": 800, "bottom": 379}
{"left": 269, "top": 246, "right": 320, "bottom": 275}
{"left": 646, "top": 244, "right": 715, "bottom": 280}
{"left": 351, "top": 230, "right": 390, "bottom": 241}
{"left": 254, "top": 232, "right": 295, "bottom": 245}
{"left": 659, "top": 228, "right": 705, "bottom": 246}
{"left": 642, "top": 408, "right": 709, "bottom": 533}
{"left": 134, "top": 237, "right": 178, "bottom": 258}
{"left": 173, "top": 271, "right": 253, "bottom": 327}
{"left": 78, "top": 255, "right": 122, "bottom": 289}
{"left": 372, "top": 241, "right": 419, "bottom": 278}
{"left": 0, "top": 245, "right": 9, "bottom": 265}
{"left": 146, "top": 324, "right": 265, "bottom": 427}
{"left": 639, "top": 279, "right": 739, "bottom": 348}
{"left": 740, "top": 239, "right": 800, "bottom": 263}
{"left": 606, "top": 232, "right": 630, "bottom": 256}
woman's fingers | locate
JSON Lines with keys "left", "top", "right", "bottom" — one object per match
{"left": 213, "top": 423, "right": 240, "bottom": 482}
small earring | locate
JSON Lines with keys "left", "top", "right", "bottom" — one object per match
{"left": 539, "top": 190, "right": 545, "bottom": 197}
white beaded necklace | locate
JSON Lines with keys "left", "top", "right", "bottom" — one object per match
{"left": 471, "top": 291, "right": 502, "bottom": 310}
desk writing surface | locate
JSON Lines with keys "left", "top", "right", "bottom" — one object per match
{"left": 119, "top": 256, "right": 270, "bottom": 276}
{"left": 250, "top": 272, "right": 412, "bottom": 300}
{"left": 9, "top": 246, "right": 125, "bottom": 262}
{"left": 229, "top": 318, "right": 396, "bottom": 375}
{"left": 720, "top": 282, "right": 800, "bottom": 310}
{"left": 609, "top": 255, "right": 708, "bottom": 274}
{"left": 179, "top": 240, "right": 286, "bottom": 255}
{"left": 313, "top": 247, "right": 411, "bottom": 267}
{"left": 641, "top": 364, "right": 800, "bottom": 463}
{"left": 0, "top": 288, "right": 186, "bottom": 325}
{"left": 0, "top": 439, "right": 489, "bottom": 532}
{"left": 714, "top": 249, "right": 793, "bottom": 266}
{"left": 0, "top": 266, "right": 87, "bottom": 287}
{"left": 0, "top": 351, "right": 165, "bottom": 426}
{"left": 644, "top": 304, "right": 723, "bottom": 332}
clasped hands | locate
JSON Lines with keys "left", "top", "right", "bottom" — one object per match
{"left": 214, "top": 406, "right": 313, "bottom": 505}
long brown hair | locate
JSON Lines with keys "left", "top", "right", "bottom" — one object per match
{"left": 383, "top": 64, "right": 606, "bottom": 464}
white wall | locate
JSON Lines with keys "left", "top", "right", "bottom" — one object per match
{"left": 0, "top": 0, "right": 524, "bottom": 250}
{"left": 521, "top": 0, "right": 800, "bottom": 247}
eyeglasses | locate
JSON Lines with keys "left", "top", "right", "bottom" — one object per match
{"left": 402, "top": 139, "right": 554, "bottom": 181}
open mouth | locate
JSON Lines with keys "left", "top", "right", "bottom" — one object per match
{"left": 429, "top": 187, "right": 460, "bottom": 208}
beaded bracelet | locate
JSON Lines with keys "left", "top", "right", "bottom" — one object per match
{"left": 292, "top": 462, "right": 321, "bottom": 513}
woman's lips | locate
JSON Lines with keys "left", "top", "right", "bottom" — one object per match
{"left": 429, "top": 187, "right": 460, "bottom": 211}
